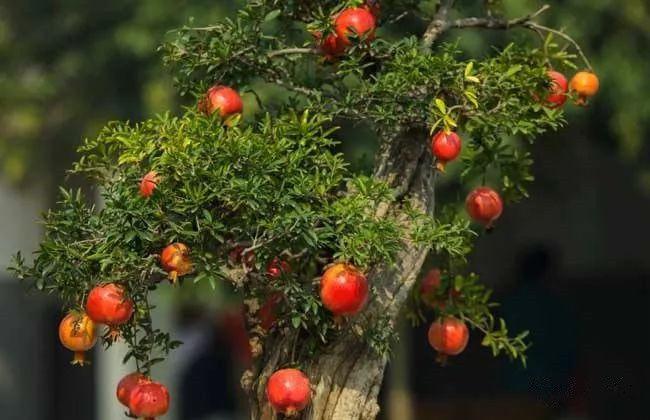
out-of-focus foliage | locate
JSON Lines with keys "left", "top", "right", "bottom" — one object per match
{"left": 0, "top": 0, "right": 231, "bottom": 184}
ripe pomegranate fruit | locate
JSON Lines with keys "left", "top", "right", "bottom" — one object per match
{"left": 139, "top": 171, "right": 159, "bottom": 198}
{"left": 128, "top": 380, "right": 170, "bottom": 420}
{"left": 465, "top": 187, "right": 503, "bottom": 228}
{"left": 544, "top": 70, "right": 568, "bottom": 108}
{"left": 315, "top": 31, "right": 346, "bottom": 60}
{"left": 428, "top": 317, "right": 469, "bottom": 356}
{"left": 266, "top": 257, "right": 291, "bottom": 279}
{"left": 334, "top": 7, "right": 377, "bottom": 47}
{"left": 199, "top": 85, "right": 243, "bottom": 119}
{"left": 58, "top": 312, "right": 97, "bottom": 366}
{"left": 161, "top": 243, "right": 193, "bottom": 284}
{"left": 320, "top": 263, "right": 368, "bottom": 316}
{"left": 431, "top": 130, "right": 462, "bottom": 171}
{"left": 266, "top": 368, "right": 311, "bottom": 416}
{"left": 259, "top": 292, "right": 283, "bottom": 330}
{"left": 570, "top": 71, "right": 599, "bottom": 105}
{"left": 116, "top": 372, "right": 146, "bottom": 408}
{"left": 85, "top": 283, "right": 134, "bottom": 339}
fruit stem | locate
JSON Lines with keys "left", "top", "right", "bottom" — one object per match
{"left": 435, "top": 161, "right": 447, "bottom": 173}
{"left": 71, "top": 351, "right": 88, "bottom": 366}
{"left": 168, "top": 271, "right": 179, "bottom": 285}
{"left": 108, "top": 326, "right": 122, "bottom": 341}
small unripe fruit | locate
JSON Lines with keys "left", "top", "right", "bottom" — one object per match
{"left": 266, "top": 368, "right": 311, "bottom": 416}
{"left": 85, "top": 283, "right": 134, "bottom": 339}
{"left": 428, "top": 317, "right": 469, "bottom": 356}
{"left": 544, "top": 70, "right": 568, "bottom": 108}
{"left": 465, "top": 187, "right": 503, "bottom": 228}
{"left": 128, "top": 380, "right": 170, "bottom": 419}
{"left": 320, "top": 263, "right": 368, "bottom": 316}
{"left": 140, "top": 171, "right": 159, "bottom": 198}
{"left": 116, "top": 372, "right": 146, "bottom": 407}
{"left": 199, "top": 85, "right": 243, "bottom": 119}
{"left": 58, "top": 312, "right": 97, "bottom": 366}
{"left": 161, "top": 243, "right": 193, "bottom": 284}
{"left": 266, "top": 257, "right": 291, "bottom": 279}
{"left": 334, "top": 7, "right": 377, "bottom": 46}
{"left": 570, "top": 71, "right": 599, "bottom": 105}
{"left": 431, "top": 130, "right": 462, "bottom": 171}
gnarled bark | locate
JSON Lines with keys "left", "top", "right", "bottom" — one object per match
{"left": 246, "top": 129, "right": 435, "bottom": 420}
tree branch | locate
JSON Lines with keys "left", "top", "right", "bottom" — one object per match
{"left": 421, "top": 4, "right": 553, "bottom": 49}
{"left": 421, "top": 0, "right": 456, "bottom": 51}
{"left": 267, "top": 47, "right": 319, "bottom": 58}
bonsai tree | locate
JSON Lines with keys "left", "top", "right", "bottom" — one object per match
{"left": 12, "top": 0, "right": 598, "bottom": 418}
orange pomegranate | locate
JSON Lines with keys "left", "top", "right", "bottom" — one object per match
{"left": 161, "top": 242, "right": 193, "bottom": 284}
{"left": 139, "top": 171, "right": 159, "bottom": 198}
{"left": 58, "top": 312, "right": 97, "bottom": 366}
{"left": 570, "top": 71, "right": 599, "bottom": 105}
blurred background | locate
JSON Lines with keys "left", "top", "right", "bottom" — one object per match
{"left": 0, "top": 1, "right": 648, "bottom": 419}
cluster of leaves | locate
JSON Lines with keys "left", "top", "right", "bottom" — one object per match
{"left": 12, "top": 110, "right": 407, "bottom": 366}
{"left": 408, "top": 271, "right": 530, "bottom": 365}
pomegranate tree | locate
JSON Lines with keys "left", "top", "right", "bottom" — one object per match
{"left": 12, "top": 1, "right": 597, "bottom": 418}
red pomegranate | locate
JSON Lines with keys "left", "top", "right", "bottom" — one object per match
{"left": 544, "top": 70, "right": 568, "bottom": 108}
{"left": 428, "top": 317, "right": 469, "bottom": 356}
{"left": 419, "top": 268, "right": 443, "bottom": 307}
{"left": 465, "top": 187, "right": 503, "bottom": 228}
{"left": 258, "top": 292, "right": 283, "bottom": 330}
{"left": 431, "top": 130, "right": 462, "bottom": 171}
{"left": 228, "top": 245, "right": 256, "bottom": 269}
{"left": 85, "top": 283, "right": 134, "bottom": 339}
{"left": 161, "top": 243, "right": 193, "bottom": 284}
{"left": 266, "top": 368, "right": 311, "bottom": 416}
{"left": 128, "top": 380, "right": 170, "bottom": 419}
{"left": 315, "top": 32, "right": 346, "bottom": 59}
{"left": 320, "top": 263, "right": 368, "bottom": 316}
{"left": 199, "top": 85, "right": 243, "bottom": 119}
{"left": 116, "top": 372, "right": 146, "bottom": 407}
{"left": 334, "top": 7, "right": 377, "bottom": 46}
{"left": 266, "top": 257, "right": 291, "bottom": 279}
{"left": 140, "top": 171, "right": 159, "bottom": 198}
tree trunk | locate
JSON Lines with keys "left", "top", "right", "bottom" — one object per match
{"left": 247, "top": 129, "right": 435, "bottom": 419}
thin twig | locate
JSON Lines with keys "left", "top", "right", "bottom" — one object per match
{"left": 267, "top": 47, "right": 319, "bottom": 58}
